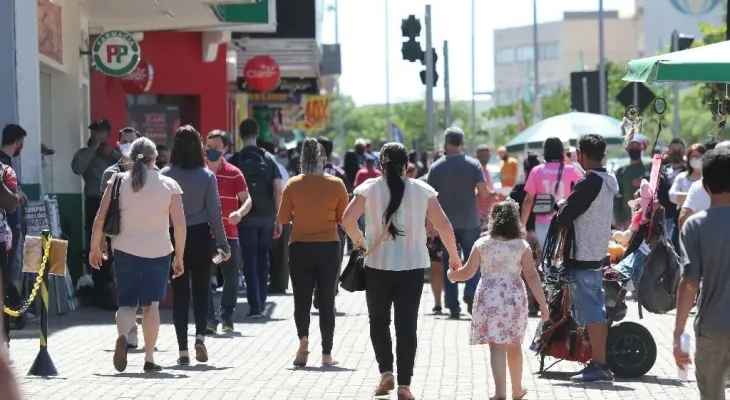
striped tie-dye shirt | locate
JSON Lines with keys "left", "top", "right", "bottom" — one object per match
{"left": 353, "top": 176, "right": 437, "bottom": 271}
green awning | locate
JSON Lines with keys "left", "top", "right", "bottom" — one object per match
{"left": 623, "top": 40, "right": 730, "bottom": 83}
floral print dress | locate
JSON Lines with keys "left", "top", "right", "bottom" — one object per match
{"left": 470, "top": 236, "right": 530, "bottom": 345}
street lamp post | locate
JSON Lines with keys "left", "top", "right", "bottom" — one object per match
{"left": 385, "top": 0, "right": 392, "bottom": 140}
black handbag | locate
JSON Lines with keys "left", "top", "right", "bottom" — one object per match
{"left": 103, "top": 173, "right": 122, "bottom": 236}
{"left": 339, "top": 217, "right": 393, "bottom": 292}
{"left": 532, "top": 162, "right": 564, "bottom": 215}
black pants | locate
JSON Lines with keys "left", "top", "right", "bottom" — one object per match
{"left": 1, "top": 244, "right": 19, "bottom": 343}
{"left": 313, "top": 228, "right": 345, "bottom": 302}
{"left": 366, "top": 268, "right": 424, "bottom": 386}
{"left": 289, "top": 241, "right": 340, "bottom": 355}
{"left": 85, "top": 196, "right": 114, "bottom": 307}
{"left": 171, "top": 223, "right": 213, "bottom": 351}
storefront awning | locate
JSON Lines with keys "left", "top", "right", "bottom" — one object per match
{"left": 85, "top": 0, "right": 277, "bottom": 34}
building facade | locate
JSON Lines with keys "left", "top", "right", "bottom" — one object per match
{"left": 1, "top": 0, "right": 279, "bottom": 279}
{"left": 493, "top": 11, "right": 634, "bottom": 106}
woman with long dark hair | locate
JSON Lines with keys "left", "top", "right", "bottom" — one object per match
{"left": 278, "top": 138, "right": 349, "bottom": 367}
{"left": 161, "top": 125, "right": 231, "bottom": 366}
{"left": 343, "top": 150, "right": 360, "bottom": 187}
{"left": 342, "top": 143, "right": 460, "bottom": 400}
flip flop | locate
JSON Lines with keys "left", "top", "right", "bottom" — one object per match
{"left": 513, "top": 388, "right": 528, "bottom": 400}
{"left": 293, "top": 349, "right": 309, "bottom": 367}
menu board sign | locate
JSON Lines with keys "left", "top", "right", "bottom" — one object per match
{"left": 127, "top": 104, "right": 180, "bottom": 146}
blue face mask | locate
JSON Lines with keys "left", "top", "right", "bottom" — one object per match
{"left": 206, "top": 149, "right": 223, "bottom": 162}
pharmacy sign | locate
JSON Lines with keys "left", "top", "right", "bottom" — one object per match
{"left": 92, "top": 30, "right": 141, "bottom": 77}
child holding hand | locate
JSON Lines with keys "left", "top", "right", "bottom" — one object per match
{"left": 448, "top": 200, "right": 548, "bottom": 400}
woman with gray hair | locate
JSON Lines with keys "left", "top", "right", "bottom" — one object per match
{"left": 89, "top": 137, "right": 186, "bottom": 373}
{"left": 278, "top": 137, "right": 349, "bottom": 367}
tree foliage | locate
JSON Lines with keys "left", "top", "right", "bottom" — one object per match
{"left": 321, "top": 21, "right": 728, "bottom": 154}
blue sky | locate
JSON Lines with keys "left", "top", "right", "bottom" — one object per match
{"left": 319, "top": 0, "right": 635, "bottom": 105}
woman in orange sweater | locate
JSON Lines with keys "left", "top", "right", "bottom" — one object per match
{"left": 278, "top": 138, "right": 349, "bottom": 368}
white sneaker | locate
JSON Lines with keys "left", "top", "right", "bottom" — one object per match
{"left": 127, "top": 327, "right": 139, "bottom": 349}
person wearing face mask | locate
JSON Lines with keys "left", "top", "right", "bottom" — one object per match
{"left": 657, "top": 138, "right": 686, "bottom": 244}
{"left": 613, "top": 138, "right": 651, "bottom": 230}
{"left": 497, "top": 146, "right": 518, "bottom": 187}
{"left": 94, "top": 127, "right": 143, "bottom": 316}
{"left": 669, "top": 143, "right": 705, "bottom": 209}
{"left": 204, "top": 130, "right": 251, "bottom": 333}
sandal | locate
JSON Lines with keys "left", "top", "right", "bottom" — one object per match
{"left": 397, "top": 386, "right": 416, "bottom": 400}
{"left": 293, "top": 349, "right": 309, "bottom": 367}
{"left": 374, "top": 372, "right": 395, "bottom": 396}
{"left": 513, "top": 388, "right": 528, "bottom": 400}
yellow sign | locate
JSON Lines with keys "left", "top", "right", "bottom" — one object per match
{"left": 291, "top": 96, "right": 330, "bottom": 131}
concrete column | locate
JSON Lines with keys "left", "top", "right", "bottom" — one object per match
{"left": 14, "top": 0, "right": 42, "bottom": 198}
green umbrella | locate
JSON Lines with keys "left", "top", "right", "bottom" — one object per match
{"left": 623, "top": 40, "right": 730, "bottom": 83}
{"left": 504, "top": 112, "right": 625, "bottom": 153}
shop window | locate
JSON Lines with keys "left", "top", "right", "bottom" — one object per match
{"left": 126, "top": 95, "right": 197, "bottom": 146}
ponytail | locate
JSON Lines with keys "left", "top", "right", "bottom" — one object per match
{"left": 129, "top": 137, "right": 157, "bottom": 192}
{"left": 379, "top": 142, "right": 409, "bottom": 240}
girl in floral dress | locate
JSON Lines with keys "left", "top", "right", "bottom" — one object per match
{"left": 448, "top": 200, "right": 548, "bottom": 400}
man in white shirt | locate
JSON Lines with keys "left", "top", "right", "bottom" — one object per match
{"left": 679, "top": 141, "right": 730, "bottom": 229}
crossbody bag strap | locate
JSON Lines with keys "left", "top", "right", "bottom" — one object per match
{"left": 363, "top": 215, "right": 395, "bottom": 258}
{"left": 553, "top": 162, "right": 565, "bottom": 195}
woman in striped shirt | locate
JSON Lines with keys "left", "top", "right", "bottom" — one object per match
{"left": 342, "top": 142, "right": 460, "bottom": 400}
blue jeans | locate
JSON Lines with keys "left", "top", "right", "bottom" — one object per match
{"left": 238, "top": 216, "right": 275, "bottom": 315}
{"left": 569, "top": 268, "right": 606, "bottom": 327}
{"left": 209, "top": 238, "right": 241, "bottom": 324}
{"left": 441, "top": 226, "right": 481, "bottom": 314}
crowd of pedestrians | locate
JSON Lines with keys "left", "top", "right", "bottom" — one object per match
{"left": 3, "top": 113, "right": 730, "bottom": 399}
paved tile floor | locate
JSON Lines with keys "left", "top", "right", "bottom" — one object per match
{"left": 8, "top": 279, "right": 717, "bottom": 399}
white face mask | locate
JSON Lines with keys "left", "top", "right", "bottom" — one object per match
{"left": 120, "top": 143, "right": 132, "bottom": 157}
{"left": 689, "top": 157, "right": 703, "bottom": 169}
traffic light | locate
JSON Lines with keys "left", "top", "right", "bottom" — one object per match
{"left": 671, "top": 30, "right": 694, "bottom": 52}
{"left": 419, "top": 47, "right": 438, "bottom": 86}
{"left": 401, "top": 15, "right": 424, "bottom": 63}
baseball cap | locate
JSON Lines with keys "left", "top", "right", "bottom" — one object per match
{"left": 89, "top": 118, "right": 112, "bottom": 132}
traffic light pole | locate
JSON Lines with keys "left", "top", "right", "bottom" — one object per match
{"left": 444, "top": 40, "right": 452, "bottom": 127}
{"left": 385, "top": 0, "right": 392, "bottom": 140}
{"left": 672, "top": 30, "right": 680, "bottom": 138}
{"left": 425, "top": 5, "right": 436, "bottom": 150}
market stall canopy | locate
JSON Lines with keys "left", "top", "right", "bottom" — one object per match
{"left": 623, "top": 40, "right": 730, "bottom": 83}
{"left": 504, "top": 112, "right": 625, "bottom": 153}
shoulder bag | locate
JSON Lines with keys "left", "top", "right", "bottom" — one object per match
{"left": 532, "top": 162, "right": 564, "bottom": 215}
{"left": 103, "top": 173, "right": 122, "bottom": 236}
{"left": 339, "top": 216, "right": 394, "bottom": 292}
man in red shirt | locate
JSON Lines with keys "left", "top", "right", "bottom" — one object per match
{"left": 205, "top": 130, "right": 251, "bottom": 333}
{"left": 354, "top": 154, "right": 382, "bottom": 187}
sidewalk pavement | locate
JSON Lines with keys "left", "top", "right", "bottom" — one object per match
{"left": 9, "top": 281, "right": 717, "bottom": 399}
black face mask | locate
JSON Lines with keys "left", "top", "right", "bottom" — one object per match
{"left": 627, "top": 148, "right": 642, "bottom": 160}
{"left": 501, "top": 154, "right": 509, "bottom": 161}
{"left": 355, "top": 147, "right": 364, "bottom": 156}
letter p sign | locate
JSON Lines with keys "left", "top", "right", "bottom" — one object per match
{"left": 106, "top": 44, "right": 129, "bottom": 64}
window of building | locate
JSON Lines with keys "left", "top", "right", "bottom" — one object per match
{"left": 516, "top": 46, "right": 534, "bottom": 62}
{"left": 496, "top": 48, "right": 515, "bottom": 64}
{"left": 539, "top": 42, "right": 561, "bottom": 60}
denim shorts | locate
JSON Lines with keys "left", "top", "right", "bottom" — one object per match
{"left": 114, "top": 250, "right": 171, "bottom": 307}
{"left": 569, "top": 268, "right": 606, "bottom": 327}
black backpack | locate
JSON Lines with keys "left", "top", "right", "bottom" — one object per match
{"left": 232, "top": 147, "right": 273, "bottom": 215}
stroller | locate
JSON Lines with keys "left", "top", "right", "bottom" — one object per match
{"left": 529, "top": 204, "right": 674, "bottom": 378}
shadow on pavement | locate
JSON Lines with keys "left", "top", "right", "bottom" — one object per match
{"left": 287, "top": 365, "right": 356, "bottom": 372}
{"left": 552, "top": 382, "right": 634, "bottom": 391}
{"left": 93, "top": 371, "right": 188, "bottom": 379}
{"left": 165, "top": 364, "right": 231, "bottom": 372}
